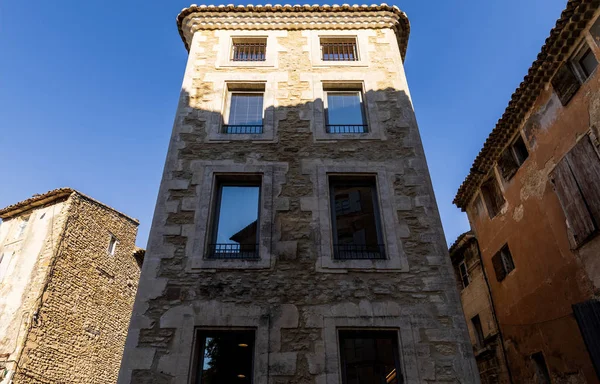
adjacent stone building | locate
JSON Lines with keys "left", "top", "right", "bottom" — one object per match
{"left": 449, "top": 232, "right": 511, "bottom": 384}
{"left": 119, "top": 4, "right": 479, "bottom": 383}
{"left": 454, "top": 1, "right": 600, "bottom": 382}
{"left": 0, "top": 188, "right": 143, "bottom": 383}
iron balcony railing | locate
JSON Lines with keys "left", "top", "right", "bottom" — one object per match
{"left": 326, "top": 125, "right": 368, "bottom": 134}
{"left": 321, "top": 42, "right": 358, "bottom": 61}
{"left": 222, "top": 125, "right": 264, "bottom": 134}
{"left": 206, "top": 243, "right": 259, "bottom": 260}
{"left": 333, "top": 244, "right": 386, "bottom": 260}
{"left": 232, "top": 43, "right": 267, "bottom": 61}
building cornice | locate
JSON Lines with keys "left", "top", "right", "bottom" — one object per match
{"left": 176, "top": 3, "right": 410, "bottom": 60}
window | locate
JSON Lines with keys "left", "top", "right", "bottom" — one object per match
{"left": 498, "top": 134, "right": 529, "bottom": 180}
{"left": 492, "top": 244, "right": 515, "bottom": 282}
{"left": 14, "top": 216, "right": 29, "bottom": 239}
{"left": 224, "top": 84, "right": 265, "bottom": 134}
{"left": 480, "top": 176, "right": 505, "bottom": 219}
{"left": 108, "top": 235, "right": 117, "bottom": 256}
{"left": 231, "top": 38, "right": 266, "bottom": 62}
{"left": 324, "top": 86, "right": 367, "bottom": 133}
{"left": 471, "top": 315, "right": 485, "bottom": 349}
{"left": 552, "top": 44, "right": 598, "bottom": 105}
{"left": 329, "top": 176, "right": 385, "bottom": 260}
{"left": 192, "top": 330, "right": 255, "bottom": 384}
{"left": 207, "top": 176, "right": 261, "bottom": 260}
{"left": 550, "top": 135, "right": 600, "bottom": 247}
{"left": 459, "top": 260, "right": 470, "bottom": 289}
{"left": 338, "top": 330, "right": 402, "bottom": 384}
{"left": 531, "top": 352, "right": 552, "bottom": 384}
{"left": 321, "top": 37, "right": 358, "bottom": 61}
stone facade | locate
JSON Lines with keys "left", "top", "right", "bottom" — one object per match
{"left": 0, "top": 189, "right": 142, "bottom": 384}
{"left": 119, "top": 5, "right": 479, "bottom": 384}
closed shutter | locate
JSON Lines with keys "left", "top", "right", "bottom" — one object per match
{"left": 492, "top": 252, "right": 506, "bottom": 282}
{"left": 566, "top": 136, "right": 600, "bottom": 226}
{"left": 550, "top": 158, "right": 595, "bottom": 246}
{"left": 573, "top": 300, "right": 600, "bottom": 379}
{"left": 551, "top": 64, "right": 580, "bottom": 106}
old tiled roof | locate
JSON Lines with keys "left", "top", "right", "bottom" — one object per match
{"left": 453, "top": 0, "right": 599, "bottom": 210}
{"left": 176, "top": 3, "right": 411, "bottom": 60}
{"left": 448, "top": 231, "right": 474, "bottom": 256}
{"left": 0, "top": 188, "right": 139, "bottom": 224}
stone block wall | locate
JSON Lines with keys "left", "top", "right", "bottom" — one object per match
{"left": 119, "top": 20, "right": 479, "bottom": 384}
{"left": 12, "top": 194, "right": 141, "bottom": 383}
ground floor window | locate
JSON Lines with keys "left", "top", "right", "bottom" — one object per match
{"left": 193, "top": 329, "right": 255, "bottom": 384}
{"left": 338, "top": 330, "right": 402, "bottom": 384}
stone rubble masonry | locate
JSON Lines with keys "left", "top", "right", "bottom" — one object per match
{"left": 119, "top": 7, "right": 480, "bottom": 384}
{"left": 0, "top": 191, "right": 141, "bottom": 384}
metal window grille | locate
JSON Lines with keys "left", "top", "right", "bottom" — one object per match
{"left": 321, "top": 41, "right": 358, "bottom": 61}
{"left": 326, "top": 125, "right": 368, "bottom": 133}
{"left": 232, "top": 42, "right": 267, "bottom": 61}
{"left": 222, "top": 125, "right": 264, "bottom": 134}
{"left": 333, "top": 244, "right": 386, "bottom": 260}
{"left": 206, "top": 243, "right": 259, "bottom": 259}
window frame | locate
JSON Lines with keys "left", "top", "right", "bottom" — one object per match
{"left": 309, "top": 30, "right": 370, "bottom": 67}
{"left": 230, "top": 37, "right": 267, "bottom": 62}
{"left": 571, "top": 43, "right": 598, "bottom": 83}
{"left": 328, "top": 176, "right": 385, "bottom": 260}
{"left": 107, "top": 234, "right": 117, "bottom": 256}
{"left": 223, "top": 85, "right": 265, "bottom": 135}
{"left": 471, "top": 315, "right": 485, "bottom": 349}
{"left": 492, "top": 244, "right": 515, "bottom": 282}
{"left": 324, "top": 89, "right": 368, "bottom": 134}
{"left": 320, "top": 37, "right": 359, "bottom": 62}
{"left": 458, "top": 260, "right": 470, "bottom": 289}
{"left": 480, "top": 174, "right": 505, "bottom": 219}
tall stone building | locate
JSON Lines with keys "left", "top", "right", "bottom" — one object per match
{"left": 0, "top": 188, "right": 143, "bottom": 384}
{"left": 454, "top": 1, "right": 600, "bottom": 382}
{"left": 119, "top": 4, "right": 479, "bottom": 383}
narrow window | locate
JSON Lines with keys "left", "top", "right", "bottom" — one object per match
{"left": 224, "top": 83, "right": 265, "bottom": 134}
{"left": 321, "top": 37, "right": 358, "bottom": 61}
{"left": 459, "top": 260, "right": 470, "bottom": 289}
{"left": 207, "top": 176, "right": 261, "bottom": 260}
{"left": 231, "top": 38, "right": 266, "bottom": 62}
{"left": 329, "top": 176, "right": 385, "bottom": 260}
{"left": 324, "top": 86, "right": 367, "bottom": 133}
{"left": 108, "top": 235, "right": 117, "bottom": 256}
{"left": 15, "top": 216, "right": 29, "bottom": 239}
{"left": 531, "top": 352, "right": 552, "bottom": 384}
{"left": 577, "top": 48, "right": 598, "bottom": 79}
{"left": 498, "top": 134, "right": 529, "bottom": 180}
{"left": 192, "top": 330, "right": 255, "bottom": 384}
{"left": 480, "top": 176, "right": 505, "bottom": 219}
{"left": 338, "top": 330, "right": 402, "bottom": 384}
{"left": 471, "top": 315, "right": 485, "bottom": 349}
{"left": 492, "top": 244, "right": 515, "bottom": 282}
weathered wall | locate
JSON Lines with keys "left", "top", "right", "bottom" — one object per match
{"left": 466, "top": 18, "right": 600, "bottom": 384}
{"left": 12, "top": 194, "right": 141, "bottom": 384}
{"left": 0, "top": 201, "right": 69, "bottom": 382}
{"left": 451, "top": 239, "right": 510, "bottom": 384}
{"left": 119, "top": 24, "right": 479, "bottom": 384}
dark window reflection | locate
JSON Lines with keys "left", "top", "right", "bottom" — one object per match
{"left": 196, "top": 330, "right": 255, "bottom": 384}
{"left": 339, "top": 330, "right": 402, "bottom": 384}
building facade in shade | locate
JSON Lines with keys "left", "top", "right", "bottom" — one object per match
{"left": 454, "top": 1, "right": 600, "bottom": 383}
{"left": 449, "top": 232, "right": 511, "bottom": 384}
{"left": 119, "top": 4, "right": 479, "bottom": 383}
{"left": 0, "top": 188, "right": 143, "bottom": 384}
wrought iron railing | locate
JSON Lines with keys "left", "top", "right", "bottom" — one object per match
{"left": 232, "top": 43, "right": 267, "bottom": 61}
{"left": 321, "top": 42, "right": 358, "bottom": 61}
{"left": 222, "top": 125, "right": 264, "bottom": 134}
{"left": 333, "top": 244, "right": 386, "bottom": 260}
{"left": 206, "top": 243, "right": 259, "bottom": 260}
{"left": 326, "top": 125, "right": 368, "bottom": 134}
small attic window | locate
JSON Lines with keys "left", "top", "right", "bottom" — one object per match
{"left": 108, "top": 235, "right": 117, "bottom": 256}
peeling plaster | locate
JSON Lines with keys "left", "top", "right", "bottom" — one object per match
{"left": 513, "top": 204, "right": 524, "bottom": 222}
{"left": 519, "top": 160, "right": 555, "bottom": 202}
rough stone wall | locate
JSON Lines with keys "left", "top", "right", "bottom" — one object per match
{"left": 465, "top": 14, "right": 600, "bottom": 384}
{"left": 119, "top": 26, "right": 479, "bottom": 384}
{"left": 12, "top": 194, "right": 141, "bottom": 384}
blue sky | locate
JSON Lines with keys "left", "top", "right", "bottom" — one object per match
{"left": 0, "top": 1, "right": 567, "bottom": 247}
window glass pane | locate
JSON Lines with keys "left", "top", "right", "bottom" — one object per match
{"left": 511, "top": 135, "right": 529, "bottom": 166}
{"left": 339, "top": 330, "right": 401, "bottom": 384}
{"left": 197, "top": 330, "right": 254, "bottom": 384}
{"left": 229, "top": 93, "right": 264, "bottom": 126}
{"left": 215, "top": 185, "right": 259, "bottom": 245}
{"left": 326, "top": 92, "right": 364, "bottom": 126}
{"left": 579, "top": 49, "right": 598, "bottom": 78}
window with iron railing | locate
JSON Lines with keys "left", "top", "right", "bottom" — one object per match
{"left": 325, "top": 90, "right": 368, "bottom": 134}
{"left": 321, "top": 38, "right": 359, "bottom": 61}
{"left": 224, "top": 89, "right": 264, "bottom": 134}
{"left": 231, "top": 38, "right": 267, "bottom": 62}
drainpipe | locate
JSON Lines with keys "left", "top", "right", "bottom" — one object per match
{"left": 473, "top": 237, "right": 515, "bottom": 384}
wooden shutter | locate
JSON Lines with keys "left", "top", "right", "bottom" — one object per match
{"left": 492, "top": 252, "right": 506, "bottom": 282}
{"left": 566, "top": 136, "right": 600, "bottom": 226}
{"left": 551, "top": 64, "right": 580, "bottom": 106}
{"left": 573, "top": 300, "right": 600, "bottom": 378}
{"left": 550, "top": 159, "right": 595, "bottom": 246}
{"left": 498, "top": 147, "right": 518, "bottom": 180}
